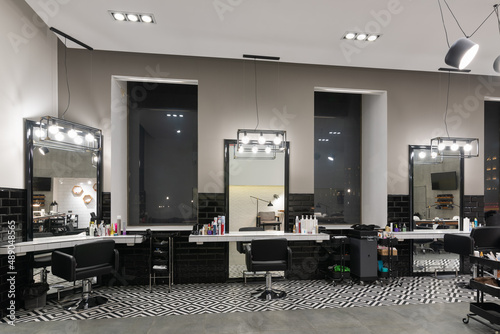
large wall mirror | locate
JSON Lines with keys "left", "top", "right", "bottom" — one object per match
{"left": 224, "top": 139, "right": 289, "bottom": 278}
{"left": 26, "top": 119, "right": 102, "bottom": 240}
{"left": 409, "top": 145, "right": 463, "bottom": 274}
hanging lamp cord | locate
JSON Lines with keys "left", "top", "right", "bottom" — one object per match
{"left": 253, "top": 59, "right": 260, "bottom": 130}
{"left": 61, "top": 37, "right": 71, "bottom": 119}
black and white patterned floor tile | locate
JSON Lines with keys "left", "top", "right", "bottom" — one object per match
{"left": 3, "top": 276, "right": 490, "bottom": 323}
{"left": 413, "top": 258, "right": 460, "bottom": 272}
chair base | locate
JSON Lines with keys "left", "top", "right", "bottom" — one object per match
{"left": 256, "top": 289, "right": 286, "bottom": 300}
{"left": 64, "top": 295, "right": 108, "bottom": 311}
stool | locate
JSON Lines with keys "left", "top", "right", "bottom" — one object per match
{"left": 33, "top": 254, "right": 52, "bottom": 283}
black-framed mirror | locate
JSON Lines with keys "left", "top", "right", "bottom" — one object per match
{"left": 25, "top": 119, "right": 102, "bottom": 241}
{"left": 224, "top": 139, "right": 290, "bottom": 232}
{"left": 409, "top": 145, "right": 464, "bottom": 274}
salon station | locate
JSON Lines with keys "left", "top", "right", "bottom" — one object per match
{"left": 5, "top": 1, "right": 500, "bottom": 333}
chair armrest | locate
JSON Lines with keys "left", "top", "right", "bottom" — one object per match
{"left": 113, "top": 249, "right": 119, "bottom": 272}
{"left": 245, "top": 244, "right": 253, "bottom": 272}
{"left": 51, "top": 250, "right": 76, "bottom": 281}
{"left": 287, "top": 246, "right": 292, "bottom": 270}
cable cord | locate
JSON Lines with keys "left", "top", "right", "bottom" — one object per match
{"left": 441, "top": 0, "right": 498, "bottom": 39}
{"left": 61, "top": 38, "right": 71, "bottom": 119}
{"left": 254, "top": 59, "right": 260, "bottom": 130}
{"left": 437, "top": 0, "right": 450, "bottom": 48}
{"left": 444, "top": 71, "right": 451, "bottom": 138}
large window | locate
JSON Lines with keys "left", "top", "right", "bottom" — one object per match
{"left": 128, "top": 82, "right": 198, "bottom": 225}
{"left": 314, "top": 92, "right": 361, "bottom": 225}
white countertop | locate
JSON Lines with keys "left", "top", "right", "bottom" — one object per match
{"left": 319, "top": 224, "right": 353, "bottom": 230}
{"left": 126, "top": 225, "right": 194, "bottom": 232}
{"left": 189, "top": 231, "right": 330, "bottom": 244}
{"left": 0, "top": 233, "right": 145, "bottom": 255}
{"left": 390, "top": 229, "right": 470, "bottom": 240}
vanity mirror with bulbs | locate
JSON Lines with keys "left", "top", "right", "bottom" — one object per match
{"left": 26, "top": 118, "right": 102, "bottom": 240}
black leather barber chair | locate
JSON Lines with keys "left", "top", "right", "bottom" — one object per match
{"left": 33, "top": 253, "right": 52, "bottom": 284}
{"left": 236, "top": 227, "right": 264, "bottom": 254}
{"left": 245, "top": 238, "right": 291, "bottom": 300}
{"left": 414, "top": 224, "right": 435, "bottom": 254}
{"left": 52, "top": 239, "right": 118, "bottom": 310}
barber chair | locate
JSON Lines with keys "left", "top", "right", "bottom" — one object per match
{"left": 33, "top": 253, "right": 52, "bottom": 284}
{"left": 245, "top": 238, "right": 291, "bottom": 300}
{"left": 414, "top": 224, "right": 435, "bottom": 254}
{"left": 257, "top": 211, "right": 281, "bottom": 230}
{"left": 236, "top": 227, "right": 264, "bottom": 284}
{"left": 52, "top": 239, "right": 118, "bottom": 310}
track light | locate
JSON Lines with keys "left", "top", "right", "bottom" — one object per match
{"left": 444, "top": 37, "right": 479, "bottom": 70}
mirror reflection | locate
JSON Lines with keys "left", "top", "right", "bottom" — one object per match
{"left": 410, "top": 145, "right": 462, "bottom": 274}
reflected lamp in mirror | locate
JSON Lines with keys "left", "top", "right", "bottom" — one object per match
{"left": 430, "top": 137, "right": 479, "bottom": 158}
{"left": 34, "top": 116, "right": 102, "bottom": 153}
{"left": 83, "top": 195, "right": 93, "bottom": 204}
{"left": 413, "top": 146, "right": 443, "bottom": 164}
{"left": 72, "top": 185, "right": 83, "bottom": 196}
{"left": 235, "top": 129, "right": 286, "bottom": 159}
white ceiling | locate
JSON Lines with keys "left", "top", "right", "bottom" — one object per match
{"left": 25, "top": 0, "right": 500, "bottom": 76}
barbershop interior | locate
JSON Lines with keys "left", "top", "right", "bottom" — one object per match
{"left": 5, "top": 1, "right": 500, "bottom": 333}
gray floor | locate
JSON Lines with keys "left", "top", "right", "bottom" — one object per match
{"left": 1, "top": 303, "right": 495, "bottom": 334}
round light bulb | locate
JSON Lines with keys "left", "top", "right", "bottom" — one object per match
{"left": 68, "top": 129, "right": 77, "bottom": 138}
{"left": 74, "top": 136, "right": 83, "bottom": 145}
{"left": 418, "top": 151, "right": 426, "bottom": 159}
{"left": 437, "top": 142, "right": 446, "bottom": 151}
{"left": 450, "top": 142, "right": 459, "bottom": 151}
{"left": 265, "top": 146, "right": 271, "bottom": 154}
{"left": 431, "top": 151, "right": 438, "bottom": 158}
{"left": 55, "top": 132, "right": 64, "bottom": 141}
{"left": 241, "top": 133, "right": 249, "bottom": 144}
{"left": 49, "top": 124, "right": 59, "bottom": 134}
{"left": 251, "top": 145, "right": 258, "bottom": 153}
{"left": 34, "top": 128, "right": 42, "bottom": 138}
{"left": 258, "top": 133, "right": 266, "bottom": 145}
{"left": 238, "top": 145, "right": 244, "bottom": 153}
{"left": 85, "top": 133, "right": 95, "bottom": 142}
{"left": 464, "top": 143, "right": 472, "bottom": 152}
{"left": 273, "top": 135, "right": 282, "bottom": 145}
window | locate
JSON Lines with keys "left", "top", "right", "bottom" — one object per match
{"left": 314, "top": 92, "right": 361, "bottom": 224}
{"left": 128, "top": 82, "right": 198, "bottom": 225}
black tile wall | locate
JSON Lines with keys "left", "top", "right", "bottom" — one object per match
{"left": 287, "top": 193, "right": 314, "bottom": 230}
{"left": 174, "top": 233, "right": 228, "bottom": 283}
{"left": 387, "top": 194, "right": 410, "bottom": 224}
{"left": 198, "top": 193, "right": 225, "bottom": 228}
{"left": 463, "top": 195, "right": 485, "bottom": 223}
{"left": 102, "top": 192, "right": 111, "bottom": 226}
{"left": 287, "top": 241, "right": 328, "bottom": 280}
{"left": 0, "top": 188, "right": 29, "bottom": 318}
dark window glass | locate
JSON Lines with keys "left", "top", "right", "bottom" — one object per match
{"left": 484, "top": 101, "right": 500, "bottom": 212}
{"left": 128, "top": 82, "right": 198, "bottom": 225}
{"left": 314, "top": 92, "right": 361, "bottom": 225}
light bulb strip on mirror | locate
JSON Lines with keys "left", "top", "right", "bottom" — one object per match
{"left": 235, "top": 129, "right": 286, "bottom": 159}
{"left": 430, "top": 137, "right": 479, "bottom": 158}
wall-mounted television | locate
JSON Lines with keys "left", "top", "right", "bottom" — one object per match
{"left": 431, "top": 171, "right": 457, "bottom": 190}
{"left": 33, "top": 177, "right": 51, "bottom": 191}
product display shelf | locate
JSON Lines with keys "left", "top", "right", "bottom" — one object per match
{"left": 463, "top": 256, "right": 500, "bottom": 333}
{"left": 324, "top": 236, "right": 351, "bottom": 286}
{"left": 377, "top": 237, "right": 399, "bottom": 283}
{"left": 149, "top": 231, "right": 173, "bottom": 293}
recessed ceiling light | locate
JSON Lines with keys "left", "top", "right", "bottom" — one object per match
{"left": 176, "top": 130, "right": 181, "bottom": 134}
{"left": 127, "top": 14, "right": 139, "bottom": 22}
{"left": 166, "top": 114, "right": 171, "bottom": 117}
{"left": 356, "top": 33, "right": 367, "bottom": 41}
{"left": 179, "top": 115, "right": 184, "bottom": 118}
{"left": 367, "top": 34, "right": 378, "bottom": 42}
{"left": 112, "top": 12, "right": 125, "bottom": 21}
{"left": 141, "top": 15, "right": 153, "bottom": 23}
{"left": 344, "top": 32, "right": 356, "bottom": 40}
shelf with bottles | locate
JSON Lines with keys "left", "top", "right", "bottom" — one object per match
{"left": 435, "top": 194, "right": 454, "bottom": 209}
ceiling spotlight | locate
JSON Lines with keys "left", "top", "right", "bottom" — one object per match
{"left": 127, "top": 14, "right": 139, "bottom": 22}
{"left": 367, "top": 35, "right": 378, "bottom": 42}
{"left": 176, "top": 130, "right": 181, "bottom": 133}
{"left": 166, "top": 114, "right": 171, "bottom": 117}
{"left": 445, "top": 37, "right": 479, "bottom": 70}
{"left": 38, "top": 147, "right": 49, "bottom": 155}
{"left": 356, "top": 33, "right": 367, "bottom": 41}
{"left": 179, "top": 115, "right": 184, "bottom": 118}
{"left": 327, "top": 156, "right": 334, "bottom": 161}
{"left": 112, "top": 12, "right": 126, "bottom": 21}
{"left": 258, "top": 133, "right": 266, "bottom": 145}
{"left": 344, "top": 32, "right": 356, "bottom": 40}
{"left": 141, "top": 15, "right": 153, "bottom": 23}
{"left": 251, "top": 145, "right": 258, "bottom": 153}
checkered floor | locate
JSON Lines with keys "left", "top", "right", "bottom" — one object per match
{"left": 2, "top": 275, "right": 489, "bottom": 323}
{"left": 413, "top": 258, "right": 460, "bottom": 273}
